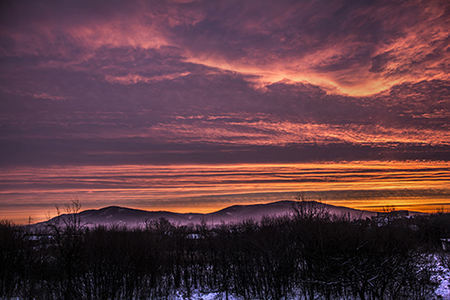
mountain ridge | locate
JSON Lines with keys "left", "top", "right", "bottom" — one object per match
{"left": 33, "top": 200, "right": 382, "bottom": 229}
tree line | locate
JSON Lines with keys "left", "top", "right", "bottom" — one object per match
{"left": 1, "top": 200, "right": 450, "bottom": 299}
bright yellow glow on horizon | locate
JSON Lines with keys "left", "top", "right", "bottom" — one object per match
{"left": 1, "top": 160, "right": 449, "bottom": 224}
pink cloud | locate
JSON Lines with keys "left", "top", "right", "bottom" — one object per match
{"left": 104, "top": 72, "right": 190, "bottom": 85}
{"left": 2, "top": 0, "right": 449, "bottom": 96}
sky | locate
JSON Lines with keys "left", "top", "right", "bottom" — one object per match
{"left": 1, "top": 0, "right": 449, "bottom": 223}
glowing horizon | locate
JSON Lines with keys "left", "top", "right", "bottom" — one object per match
{"left": 1, "top": 0, "right": 449, "bottom": 224}
{"left": 1, "top": 160, "right": 449, "bottom": 224}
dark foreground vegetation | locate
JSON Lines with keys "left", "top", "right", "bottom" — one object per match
{"left": 2, "top": 200, "right": 450, "bottom": 300}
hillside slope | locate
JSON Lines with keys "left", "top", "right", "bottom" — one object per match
{"left": 35, "top": 200, "right": 377, "bottom": 228}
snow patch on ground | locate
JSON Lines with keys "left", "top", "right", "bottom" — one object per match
{"left": 170, "top": 282, "right": 450, "bottom": 300}
{"left": 173, "top": 290, "right": 239, "bottom": 300}
{"left": 435, "top": 259, "right": 450, "bottom": 299}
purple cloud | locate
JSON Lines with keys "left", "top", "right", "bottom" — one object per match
{"left": 1, "top": 0, "right": 450, "bottom": 221}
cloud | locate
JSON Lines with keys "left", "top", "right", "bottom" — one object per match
{"left": 2, "top": 0, "right": 449, "bottom": 96}
{"left": 0, "top": 87, "right": 67, "bottom": 101}
{"left": 0, "top": 0, "right": 449, "bottom": 167}
{"left": 1, "top": 161, "right": 450, "bottom": 221}
{"left": 2, "top": 0, "right": 450, "bottom": 223}
{"left": 104, "top": 72, "right": 191, "bottom": 85}
{"left": 174, "top": 0, "right": 450, "bottom": 95}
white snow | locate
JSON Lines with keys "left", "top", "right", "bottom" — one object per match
{"left": 435, "top": 259, "right": 450, "bottom": 299}
{"left": 173, "top": 290, "right": 240, "bottom": 300}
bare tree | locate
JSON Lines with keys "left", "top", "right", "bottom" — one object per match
{"left": 292, "top": 192, "right": 330, "bottom": 222}
{"left": 46, "top": 199, "right": 86, "bottom": 300}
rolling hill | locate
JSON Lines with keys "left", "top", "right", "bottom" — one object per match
{"left": 34, "top": 200, "right": 378, "bottom": 229}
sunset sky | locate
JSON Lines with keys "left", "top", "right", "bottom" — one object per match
{"left": 1, "top": 0, "right": 449, "bottom": 223}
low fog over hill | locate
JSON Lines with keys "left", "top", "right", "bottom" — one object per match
{"left": 35, "top": 201, "right": 377, "bottom": 228}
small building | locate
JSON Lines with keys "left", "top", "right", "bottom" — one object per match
{"left": 372, "top": 210, "right": 409, "bottom": 226}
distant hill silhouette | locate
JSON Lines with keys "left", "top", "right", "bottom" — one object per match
{"left": 32, "top": 200, "right": 378, "bottom": 229}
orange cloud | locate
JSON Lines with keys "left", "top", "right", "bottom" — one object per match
{"left": 1, "top": 160, "right": 449, "bottom": 223}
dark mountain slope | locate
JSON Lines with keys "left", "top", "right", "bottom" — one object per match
{"left": 35, "top": 200, "right": 378, "bottom": 228}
